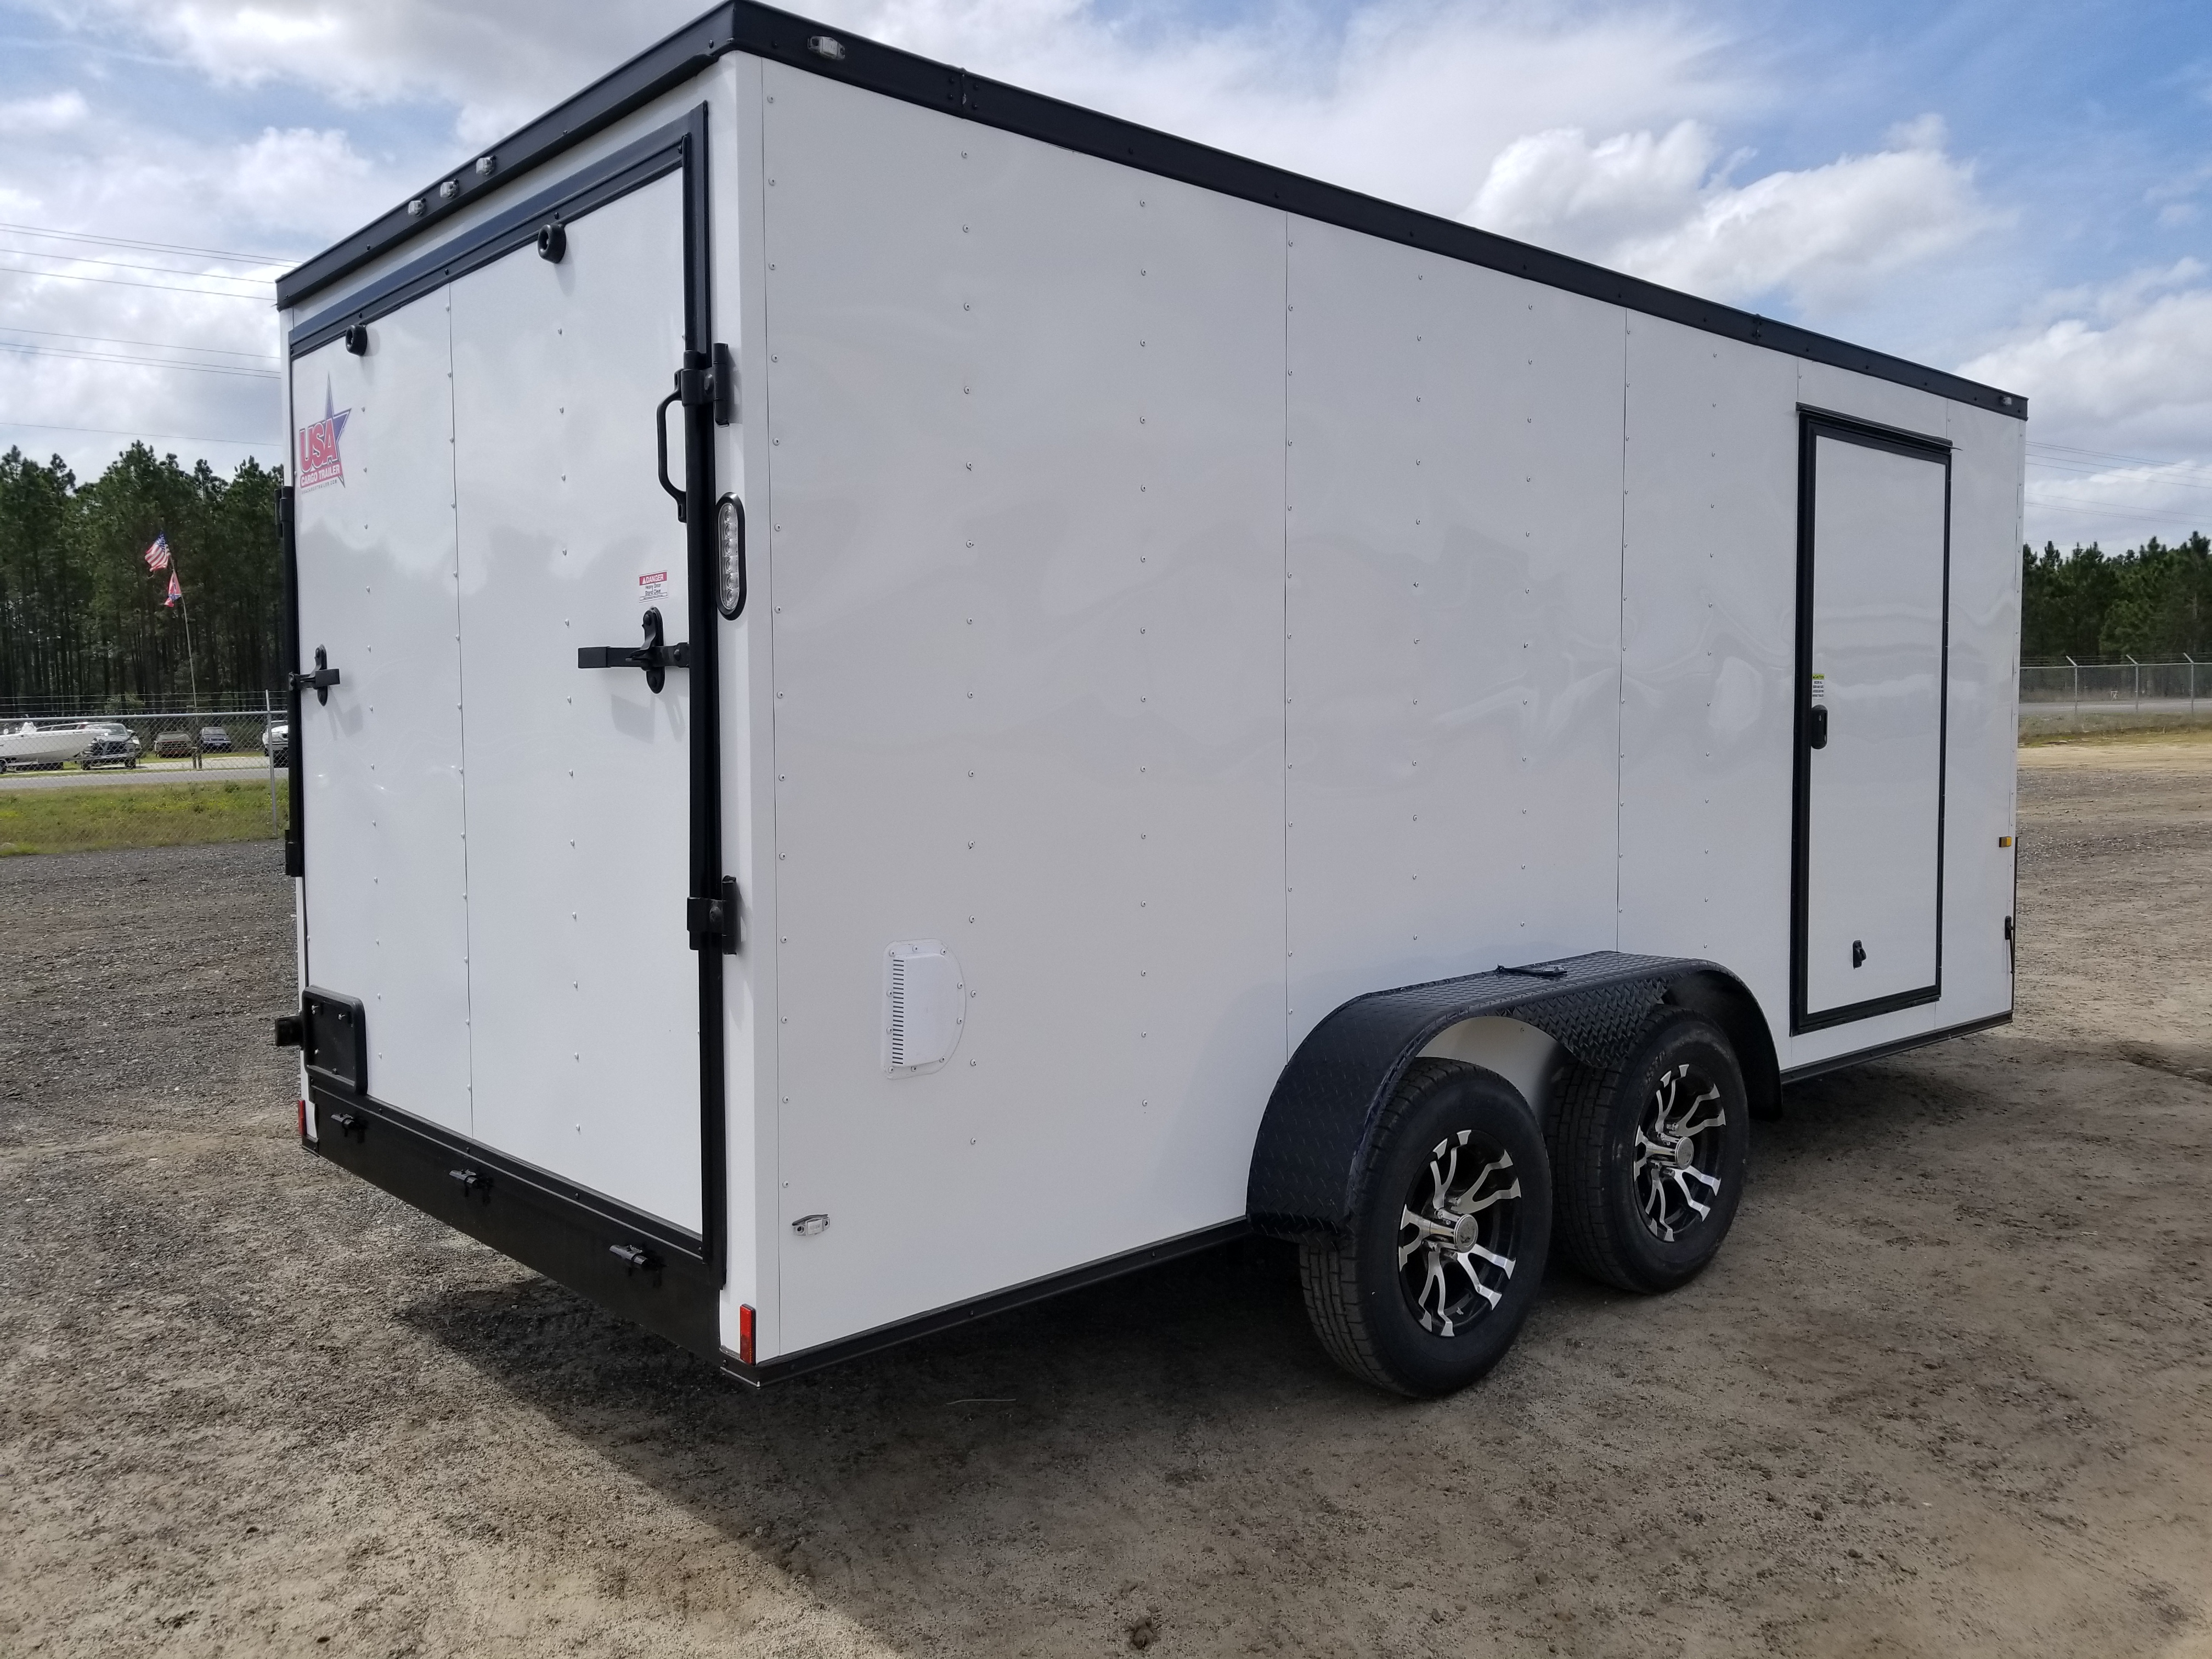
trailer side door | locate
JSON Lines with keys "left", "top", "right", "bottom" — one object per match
{"left": 1792, "top": 415, "right": 1951, "bottom": 1031}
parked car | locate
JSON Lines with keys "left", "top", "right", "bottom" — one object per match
{"left": 82, "top": 723, "right": 140, "bottom": 769}
{"left": 265, "top": 721, "right": 290, "bottom": 768}
{"left": 199, "top": 725, "right": 233, "bottom": 753}
{"left": 151, "top": 730, "right": 196, "bottom": 758}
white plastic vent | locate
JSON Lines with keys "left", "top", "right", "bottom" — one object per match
{"left": 883, "top": 940, "right": 965, "bottom": 1077}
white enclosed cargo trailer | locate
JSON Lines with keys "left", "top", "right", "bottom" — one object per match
{"left": 273, "top": 2, "right": 2025, "bottom": 1396}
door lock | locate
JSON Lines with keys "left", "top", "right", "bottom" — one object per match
{"left": 577, "top": 607, "right": 690, "bottom": 694}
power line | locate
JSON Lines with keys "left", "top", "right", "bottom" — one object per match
{"left": 0, "top": 264, "right": 273, "bottom": 300}
{"left": 2024, "top": 493, "right": 2207, "bottom": 528}
{"left": 2028, "top": 458, "right": 2212, "bottom": 496}
{"left": 0, "top": 341, "right": 280, "bottom": 379}
{"left": 0, "top": 220, "right": 286, "bottom": 267}
{"left": 0, "top": 418, "right": 280, "bottom": 448}
{"left": 0, "top": 244, "right": 275, "bottom": 285}
{"left": 2027, "top": 438, "right": 2205, "bottom": 471}
{"left": 0, "top": 324, "right": 277, "bottom": 362}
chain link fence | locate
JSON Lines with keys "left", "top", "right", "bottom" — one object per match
{"left": 0, "top": 700, "right": 286, "bottom": 776}
{"left": 2020, "top": 659, "right": 2208, "bottom": 735}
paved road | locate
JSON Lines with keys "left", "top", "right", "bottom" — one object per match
{"left": 0, "top": 754, "right": 279, "bottom": 791}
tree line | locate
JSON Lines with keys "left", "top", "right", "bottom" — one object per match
{"left": 2020, "top": 533, "right": 2212, "bottom": 663}
{"left": 3, "top": 440, "right": 2209, "bottom": 708}
{"left": 0, "top": 444, "right": 282, "bottom": 713}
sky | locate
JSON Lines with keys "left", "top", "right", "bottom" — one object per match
{"left": 2, "top": 0, "right": 2209, "bottom": 552}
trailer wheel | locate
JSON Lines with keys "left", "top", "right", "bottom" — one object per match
{"left": 1297, "top": 1058, "right": 1550, "bottom": 1397}
{"left": 1549, "top": 1009, "right": 1748, "bottom": 1294}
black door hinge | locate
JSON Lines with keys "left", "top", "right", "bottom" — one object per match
{"left": 290, "top": 645, "right": 341, "bottom": 704}
{"left": 687, "top": 877, "right": 740, "bottom": 954}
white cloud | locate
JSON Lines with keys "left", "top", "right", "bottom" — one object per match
{"left": 0, "top": 90, "right": 92, "bottom": 135}
{"left": 49, "top": 0, "right": 1750, "bottom": 216}
{"left": 1961, "top": 262, "right": 2212, "bottom": 547}
{"left": 1469, "top": 113, "right": 2001, "bottom": 312}
{"left": 1963, "top": 262, "right": 2212, "bottom": 444}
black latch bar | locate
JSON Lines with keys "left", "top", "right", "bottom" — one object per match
{"left": 578, "top": 606, "right": 689, "bottom": 693}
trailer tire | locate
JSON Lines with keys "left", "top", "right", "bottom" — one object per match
{"left": 1296, "top": 1058, "right": 1550, "bottom": 1397}
{"left": 1549, "top": 1009, "right": 1748, "bottom": 1294}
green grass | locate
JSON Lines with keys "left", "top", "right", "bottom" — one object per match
{"left": 0, "top": 778, "right": 288, "bottom": 856}
{"left": 2022, "top": 720, "right": 2212, "bottom": 749}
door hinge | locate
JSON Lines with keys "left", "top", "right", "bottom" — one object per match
{"left": 688, "top": 877, "right": 740, "bottom": 953}
{"left": 289, "top": 645, "right": 341, "bottom": 704}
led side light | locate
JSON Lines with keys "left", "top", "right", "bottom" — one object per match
{"left": 716, "top": 495, "right": 747, "bottom": 621}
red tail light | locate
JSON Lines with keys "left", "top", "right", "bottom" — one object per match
{"left": 738, "top": 1304, "right": 756, "bottom": 1367}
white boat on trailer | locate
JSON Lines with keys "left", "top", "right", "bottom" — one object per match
{"left": 0, "top": 721, "right": 99, "bottom": 772}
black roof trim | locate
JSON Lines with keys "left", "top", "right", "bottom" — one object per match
{"left": 277, "top": 0, "right": 2027, "bottom": 420}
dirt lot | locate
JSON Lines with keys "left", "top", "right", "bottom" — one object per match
{"left": 3, "top": 734, "right": 2208, "bottom": 1659}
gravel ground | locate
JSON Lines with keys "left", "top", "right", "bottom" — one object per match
{"left": 2, "top": 738, "right": 2208, "bottom": 1659}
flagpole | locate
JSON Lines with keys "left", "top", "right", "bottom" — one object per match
{"left": 165, "top": 524, "right": 202, "bottom": 768}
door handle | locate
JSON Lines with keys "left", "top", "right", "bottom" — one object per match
{"left": 578, "top": 607, "right": 690, "bottom": 694}
{"left": 654, "top": 389, "right": 686, "bottom": 522}
{"left": 1808, "top": 705, "right": 1829, "bottom": 749}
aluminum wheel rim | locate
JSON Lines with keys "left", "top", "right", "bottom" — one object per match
{"left": 1633, "top": 1062, "right": 1727, "bottom": 1242}
{"left": 1397, "top": 1129, "right": 1522, "bottom": 1337}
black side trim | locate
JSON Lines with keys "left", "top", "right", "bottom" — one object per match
{"left": 720, "top": 1218, "right": 1249, "bottom": 1387}
{"left": 1790, "top": 413, "right": 1953, "bottom": 1034}
{"left": 273, "top": 2, "right": 2027, "bottom": 420}
{"left": 1246, "top": 951, "right": 1744, "bottom": 1239}
{"left": 1779, "top": 1011, "right": 2011, "bottom": 1085}
{"left": 289, "top": 118, "right": 695, "bottom": 357}
{"left": 308, "top": 1086, "right": 719, "bottom": 1359}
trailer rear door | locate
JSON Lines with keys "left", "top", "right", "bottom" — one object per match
{"left": 292, "top": 300, "right": 474, "bottom": 1137}
{"left": 448, "top": 171, "right": 704, "bottom": 1233}
{"left": 291, "top": 116, "right": 724, "bottom": 1260}
{"left": 1793, "top": 416, "right": 1950, "bottom": 1030}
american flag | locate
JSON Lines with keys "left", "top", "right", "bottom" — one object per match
{"left": 164, "top": 572, "right": 182, "bottom": 608}
{"left": 143, "top": 534, "right": 171, "bottom": 571}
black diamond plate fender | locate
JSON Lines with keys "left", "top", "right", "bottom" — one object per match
{"left": 1246, "top": 951, "right": 1748, "bottom": 1239}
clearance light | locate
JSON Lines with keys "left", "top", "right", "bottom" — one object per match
{"left": 716, "top": 495, "right": 748, "bottom": 620}
{"left": 738, "top": 1303, "right": 757, "bottom": 1367}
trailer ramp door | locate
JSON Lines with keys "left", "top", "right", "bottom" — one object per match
{"left": 1793, "top": 416, "right": 1950, "bottom": 1032}
{"left": 449, "top": 171, "right": 704, "bottom": 1235}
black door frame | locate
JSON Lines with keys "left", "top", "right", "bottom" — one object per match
{"left": 1788, "top": 405, "right": 1954, "bottom": 1036}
